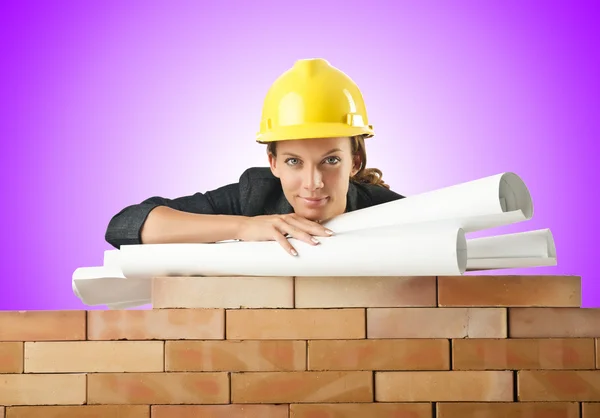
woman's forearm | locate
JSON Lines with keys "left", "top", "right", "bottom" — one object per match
{"left": 140, "top": 206, "right": 246, "bottom": 244}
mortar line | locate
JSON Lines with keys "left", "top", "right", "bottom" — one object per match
{"left": 435, "top": 276, "right": 439, "bottom": 307}
{"left": 83, "top": 309, "right": 90, "bottom": 405}
{"left": 449, "top": 338, "right": 453, "bottom": 370}
{"left": 292, "top": 276, "right": 296, "bottom": 308}
{"left": 506, "top": 306, "right": 511, "bottom": 337}
{"left": 223, "top": 307, "right": 227, "bottom": 340}
{"left": 305, "top": 339, "right": 308, "bottom": 371}
{"left": 364, "top": 306, "right": 368, "bottom": 339}
{"left": 372, "top": 370, "right": 376, "bottom": 403}
{"left": 512, "top": 370, "right": 518, "bottom": 402}
{"left": 505, "top": 307, "right": 519, "bottom": 402}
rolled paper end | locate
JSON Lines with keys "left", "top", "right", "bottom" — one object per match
{"left": 546, "top": 228, "right": 557, "bottom": 258}
{"left": 72, "top": 274, "right": 82, "bottom": 299}
{"left": 456, "top": 228, "right": 467, "bottom": 274}
{"left": 500, "top": 172, "right": 533, "bottom": 219}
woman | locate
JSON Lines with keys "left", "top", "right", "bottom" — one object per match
{"left": 105, "top": 58, "right": 405, "bottom": 256}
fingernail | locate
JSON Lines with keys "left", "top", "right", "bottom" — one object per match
{"left": 311, "top": 237, "right": 320, "bottom": 244}
{"left": 291, "top": 249, "right": 298, "bottom": 256}
{"left": 326, "top": 229, "right": 334, "bottom": 235}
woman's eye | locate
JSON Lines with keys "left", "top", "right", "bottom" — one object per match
{"left": 285, "top": 158, "right": 299, "bottom": 165}
{"left": 325, "top": 157, "right": 340, "bottom": 164}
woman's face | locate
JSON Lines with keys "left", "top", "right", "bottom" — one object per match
{"left": 268, "top": 136, "right": 360, "bottom": 222}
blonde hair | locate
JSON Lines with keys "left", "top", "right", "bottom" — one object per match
{"left": 266, "top": 135, "right": 389, "bottom": 189}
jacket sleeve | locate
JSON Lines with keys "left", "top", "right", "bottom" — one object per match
{"left": 104, "top": 177, "right": 245, "bottom": 249}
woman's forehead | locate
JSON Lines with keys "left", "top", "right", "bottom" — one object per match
{"left": 276, "top": 137, "right": 351, "bottom": 155}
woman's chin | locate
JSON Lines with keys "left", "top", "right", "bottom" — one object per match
{"left": 293, "top": 206, "right": 323, "bottom": 220}
{"left": 296, "top": 206, "right": 337, "bottom": 223}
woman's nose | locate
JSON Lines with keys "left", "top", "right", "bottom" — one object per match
{"left": 303, "top": 168, "right": 323, "bottom": 190}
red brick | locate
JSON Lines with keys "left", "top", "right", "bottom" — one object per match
{"left": 290, "top": 403, "right": 431, "bottom": 418}
{"left": 231, "top": 371, "right": 372, "bottom": 403}
{"left": 166, "top": 340, "right": 306, "bottom": 371}
{"left": 438, "top": 275, "right": 581, "bottom": 307}
{"left": 0, "top": 342, "right": 23, "bottom": 373}
{"left": 453, "top": 338, "right": 595, "bottom": 370}
{"left": 0, "top": 374, "right": 86, "bottom": 405}
{"left": 518, "top": 370, "right": 600, "bottom": 401}
{"left": 509, "top": 308, "right": 600, "bottom": 337}
{"left": 294, "top": 276, "right": 436, "bottom": 307}
{"left": 226, "top": 309, "right": 365, "bottom": 339}
{"left": 152, "top": 405, "right": 288, "bottom": 418}
{"left": 87, "top": 372, "right": 229, "bottom": 404}
{"left": 437, "top": 402, "right": 579, "bottom": 418}
{"left": 375, "top": 371, "right": 513, "bottom": 401}
{"left": 87, "top": 309, "right": 224, "bottom": 340}
{"left": 5, "top": 406, "right": 149, "bottom": 418}
{"left": 308, "top": 339, "right": 449, "bottom": 370}
{"left": 24, "top": 341, "right": 164, "bottom": 372}
{"left": 152, "top": 276, "right": 294, "bottom": 309}
{"left": 367, "top": 307, "right": 506, "bottom": 338}
{"left": 0, "top": 311, "right": 85, "bottom": 341}
{"left": 583, "top": 403, "right": 600, "bottom": 417}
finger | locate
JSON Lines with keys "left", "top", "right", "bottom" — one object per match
{"left": 287, "top": 215, "right": 333, "bottom": 238}
{"left": 278, "top": 219, "right": 319, "bottom": 246}
{"left": 273, "top": 231, "right": 298, "bottom": 256}
{"left": 287, "top": 213, "right": 333, "bottom": 234}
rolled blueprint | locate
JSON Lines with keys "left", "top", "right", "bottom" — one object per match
{"left": 323, "top": 172, "right": 533, "bottom": 234}
{"left": 72, "top": 266, "right": 151, "bottom": 306}
{"left": 468, "top": 228, "right": 555, "bottom": 259}
{"left": 466, "top": 257, "right": 557, "bottom": 271}
{"left": 117, "top": 222, "right": 467, "bottom": 279}
{"left": 71, "top": 171, "right": 552, "bottom": 309}
{"left": 465, "top": 228, "right": 557, "bottom": 270}
{"left": 103, "top": 249, "right": 120, "bottom": 268}
{"left": 73, "top": 227, "right": 558, "bottom": 308}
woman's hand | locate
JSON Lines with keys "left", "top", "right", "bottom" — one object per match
{"left": 236, "top": 214, "right": 334, "bottom": 256}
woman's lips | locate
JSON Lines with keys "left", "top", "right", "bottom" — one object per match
{"left": 299, "top": 196, "right": 329, "bottom": 208}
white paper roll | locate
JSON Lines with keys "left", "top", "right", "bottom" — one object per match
{"left": 467, "top": 228, "right": 555, "bottom": 259}
{"left": 117, "top": 223, "right": 467, "bottom": 279}
{"left": 466, "top": 257, "right": 557, "bottom": 271}
{"left": 71, "top": 171, "right": 554, "bottom": 309}
{"left": 464, "top": 228, "right": 557, "bottom": 271}
{"left": 72, "top": 266, "right": 151, "bottom": 306}
{"left": 323, "top": 172, "right": 533, "bottom": 234}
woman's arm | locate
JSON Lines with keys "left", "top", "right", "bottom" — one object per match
{"left": 105, "top": 182, "right": 243, "bottom": 249}
{"left": 139, "top": 206, "right": 246, "bottom": 244}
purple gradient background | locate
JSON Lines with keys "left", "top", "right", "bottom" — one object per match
{"left": 1, "top": 1, "right": 598, "bottom": 310}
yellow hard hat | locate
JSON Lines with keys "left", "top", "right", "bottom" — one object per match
{"left": 256, "top": 58, "right": 374, "bottom": 143}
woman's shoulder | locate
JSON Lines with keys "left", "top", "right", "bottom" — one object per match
{"left": 352, "top": 181, "right": 406, "bottom": 209}
{"left": 237, "top": 167, "right": 281, "bottom": 192}
{"left": 235, "top": 167, "right": 289, "bottom": 215}
{"left": 239, "top": 166, "right": 278, "bottom": 181}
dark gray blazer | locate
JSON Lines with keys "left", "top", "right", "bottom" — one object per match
{"left": 105, "top": 167, "right": 405, "bottom": 249}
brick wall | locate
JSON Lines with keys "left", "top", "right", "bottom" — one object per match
{"left": 1, "top": 274, "right": 599, "bottom": 417}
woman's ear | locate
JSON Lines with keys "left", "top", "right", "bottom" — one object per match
{"left": 351, "top": 154, "right": 362, "bottom": 176}
{"left": 268, "top": 152, "right": 280, "bottom": 178}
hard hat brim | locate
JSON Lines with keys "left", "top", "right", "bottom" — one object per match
{"left": 256, "top": 123, "right": 374, "bottom": 144}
